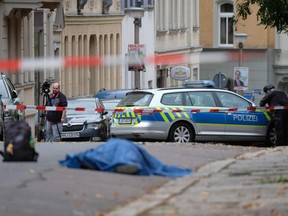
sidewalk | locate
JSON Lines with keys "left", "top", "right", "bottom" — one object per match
{"left": 107, "top": 146, "right": 288, "bottom": 216}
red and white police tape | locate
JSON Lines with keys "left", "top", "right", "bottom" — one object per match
{"left": 4, "top": 104, "right": 105, "bottom": 112}
{"left": 0, "top": 52, "right": 266, "bottom": 71}
{"left": 113, "top": 106, "right": 288, "bottom": 114}
{"left": 1, "top": 51, "right": 268, "bottom": 72}
{"left": 4, "top": 104, "right": 288, "bottom": 114}
{"left": 0, "top": 54, "right": 188, "bottom": 71}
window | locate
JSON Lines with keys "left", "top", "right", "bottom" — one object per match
{"left": 161, "top": 92, "right": 192, "bottom": 106}
{"left": 123, "top": 0, "right": 154, "bottom": 9}
{"left": 67, "top": 99, "right": 97, "bottom": 115}
{"left": 187, "top": 92, "right": 216, "bottom": 107}
{"left": 215, "top": 92, "right": 251, "bottom": 108}
{"left": 118, "top": 92, "right": 153, "bottom": 106}
{"left": 219, "top": 3, "right": 234, "bottom": 47}
{"left": 162, "top": 93, "right": 182, "bottom": 105}
{"left": 0, "top": 80, "right": 9, "bottom": 98}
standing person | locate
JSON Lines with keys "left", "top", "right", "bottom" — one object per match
{"left": 234, "top": 70, "right": 245, "bottom": 87}
{"left": 45, "top": 82, "right": 67, "bottom": 142}
{"left": 259, "top": 84, "right": 288, "bottom": 146}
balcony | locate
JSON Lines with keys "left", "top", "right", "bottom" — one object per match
{"left": 3, "top": 0, "right": 62, "bottom": 16}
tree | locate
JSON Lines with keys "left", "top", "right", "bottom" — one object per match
{"left": 236, "top": 0, "right": 288, "bottom": 33}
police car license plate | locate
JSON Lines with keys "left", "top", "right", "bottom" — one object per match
{"left": 61, "top": 132, "right": 80, "bottom": 138}
{"left": 119, "top": 118, "right": 132, "bottom": 124}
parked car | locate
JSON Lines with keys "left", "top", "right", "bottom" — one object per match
{"left": 95, "top": 89, "right": 134, "bottom": 99}
{"left": 111, "top": 88, "right": 276, "bottom": 146}
{"left": 101, "top": 98, "right": 121, "bottom": 117}
{"left": 0, "top": 73, "right": 25, "bottom": 140}
{"left": 61, "top": 97, "right": 110, "bottom": 141}
{"left": 101, "top": 98, "right": 121, "bottom": 128}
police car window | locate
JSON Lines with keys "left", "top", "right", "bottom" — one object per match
{"left": 215, "top": 92, "right": 251, "bottom": 108}
{"left": 161, "top": 92, "right": 191, "bottom": 106}
{"left": 117, "top": 92, "right": 153, "bottom": 107}
{"left": 187, "top": 92, "right": 216, "bottom": 107}
{"left": 184, "top": 93, "right": 192, "bottom": 105}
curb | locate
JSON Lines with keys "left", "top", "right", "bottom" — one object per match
{"left": 105, "top": 146, "right": 285, "bottom": 216}
{"left": 106, "top": 174, "right": 201, "bottom": 216}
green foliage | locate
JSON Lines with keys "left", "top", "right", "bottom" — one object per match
{"left": 260, "top": 176, "right": 288, "bottom": 184}
{"left": 236, "top": 0, "right": 288, "bottom": 33}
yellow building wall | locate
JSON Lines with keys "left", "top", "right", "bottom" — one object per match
{"left": 235, "top": 3, "right": 275, "bottom": 48}
{"left": 199, "top": 0, "right": 214, "bottom": 47}
{"left": 200, "top": 0, "right": 275, "bottom": 48}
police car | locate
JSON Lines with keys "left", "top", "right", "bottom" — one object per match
{"left": 111, "top": 88, "right": 276, "bottom": 146}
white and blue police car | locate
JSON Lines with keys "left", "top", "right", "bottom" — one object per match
{"left": 111, "top": 88, "right": 276, "bottom": 146}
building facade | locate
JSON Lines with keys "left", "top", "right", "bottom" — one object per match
{"left": 275, "top": 33, "right": 288, "bottom": 93}
{"left": 199, "top": 0, "right": 288, "bottom": 103}
{"left": 0, "top": 0, "right": 63, "bottom": 135}
{"left": 121, "top": 0, "right": 155, "bottom": 89}
{"left": 155, "top": 0, "right": 202, "bottom": 88}
{"left": 61, "top": 0, "right": 123, "bottom": 98}
{"left": 60, "top": 0, "right": 201, "bottom": 94}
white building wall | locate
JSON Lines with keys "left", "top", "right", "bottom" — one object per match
{"left": 121, "top": 10, "right": 155, "bottom": 89}
{"left": 141, "top": 12, "right": 156, "bottom": 89}
{"left": 275, "top": 34, "right": 288, "bottom": 66}
{"left": 275, "top": 33, "right": 288, "bottom": 92}
{"left": 155, "top": 0, "right": 201, "bottom": 88}
{"left": 121, "top": 15, "right": 135, "bottom": 89}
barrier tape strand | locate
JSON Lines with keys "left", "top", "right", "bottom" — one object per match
{"left": 4, "top": 104, "right": 287, "bottom": 113}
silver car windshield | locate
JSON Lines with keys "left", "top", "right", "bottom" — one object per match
{"left": 118, "top": 92, "right": 153, "bottom": 107}
{"left": 0, "top": 80, "right": 9, "bottom": 98}
{"left": 67, "top": 99, "right": 98, "bottom": 115}
{"left": 102, "top": 99, "right": 120, "bottom": 116}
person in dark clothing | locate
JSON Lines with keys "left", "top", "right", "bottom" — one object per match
{"left": 259, "top": 84, "right": 288, "bottom": 146}
{"left": 45, "top": 82, "right": 67, "bottom": 142}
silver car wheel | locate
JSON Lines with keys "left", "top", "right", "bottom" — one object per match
{"left": 169, "top": 122, "right": 194, "bottom": 143}
{"left": 174, "top": 126, "right": 190, "bottom": 143}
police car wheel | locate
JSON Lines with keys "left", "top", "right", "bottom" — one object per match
{"left": 168, "top": 122, "right": 194, "bottom": 143}
{"left": 265, "top": 124, "right": 277, "bottom": 147}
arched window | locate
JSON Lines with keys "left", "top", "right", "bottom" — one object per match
{"left": 219, "top": 3, "right": 234, "bottom": 46}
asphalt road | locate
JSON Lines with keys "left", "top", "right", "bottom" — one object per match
{"left": 0, "top": 140, "right": 265, "bottom": 216}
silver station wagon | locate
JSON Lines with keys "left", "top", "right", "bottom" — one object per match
{"left": 111, "top": 88, "right": 276, "bottom": 146}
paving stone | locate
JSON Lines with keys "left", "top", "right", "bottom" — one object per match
{"left": 107, "top": 146, "right": 288, "bottom": 216}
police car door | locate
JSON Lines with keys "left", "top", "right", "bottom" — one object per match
{"left": 215, "top": 91, "right": 266, "bottom": 136}
{"left": 187, "top": 91, "right": 226, "bottom": 135}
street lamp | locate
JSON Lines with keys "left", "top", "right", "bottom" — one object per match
{"left": 125, "top": 7, "right": 145, "bottom": 89}
{"left": 234, "top": 33, "right": 248, "bottom": 67}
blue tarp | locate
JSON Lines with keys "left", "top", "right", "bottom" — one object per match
{"left": 59, "top": 138, "right": 192, "bottom": 177}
